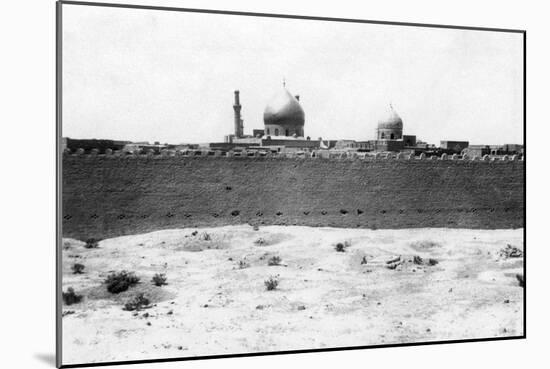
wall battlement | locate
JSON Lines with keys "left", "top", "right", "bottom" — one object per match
{"left": 64, "top": 148, "right": 524, "bottom": 162}
{"left": 62, "top": 154, "right": 524, "bottom": 240}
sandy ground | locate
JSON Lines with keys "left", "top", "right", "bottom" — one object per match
{"left": 61, "top": 226, "right": 524, "bottom": 365}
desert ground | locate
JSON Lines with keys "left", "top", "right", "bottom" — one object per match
{"left": 61, "top": 225, "right": 524, "bottom": 365}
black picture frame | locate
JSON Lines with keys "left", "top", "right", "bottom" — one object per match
{"left": 56, "top": 1, "right": 526, "bottom": 367}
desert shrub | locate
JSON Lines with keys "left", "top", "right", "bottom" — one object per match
{"left": 199, "top": 232, "right": 211, "bottom": 241}
{"left": 151, "top": 273, "right": 167, "bottom": 286}
{"left": 71, "top": 263, "right": 85, "bottom": 274}
{"left": 254, "top": 237, "right": 266, "bottom": 246}
{"left": 267, "top": 256, "right": 282, "bottom": 266}
{"left": 427, "top": 258, "right": 439, "bottom": 266}
{"left": 84, "top": 238, "right": 99, "bottom": 249}
{"left": 238, "top": 260, "right": 250, "bottom": 269}
{"left": 105, "top": 271, "right": 140, "bottom": 294}
{"left": 264, "top": 276, "right": 279, "bottom": 291}
{"left": 499, "top": 244, "right": 523, "bottom": 259}
{"left": 62, "top": 287, "right": 83, "bottom": 305}
{"left": 123, "top": 293, "right": 151, "bottom": 311}
{"left": 335, "top": 243, "right": 345, "bottom": 252}
{"left": 413, "top": 256, "right": 424, "bottom": 265}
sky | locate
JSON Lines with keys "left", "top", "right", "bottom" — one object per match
{"left": 62, "top": 4, "right": 524, "bottom": 145}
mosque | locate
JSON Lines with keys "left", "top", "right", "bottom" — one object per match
{"left": 221, "top": 82, "right": 417, "bottom": 153}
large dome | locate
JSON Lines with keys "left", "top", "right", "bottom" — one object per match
{"left": 377, "top": 105, "right": 403, "bottom": 130}
{"left": 263, "top": 87, "right": 305, "bottom": 127}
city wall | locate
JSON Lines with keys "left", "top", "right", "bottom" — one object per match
{"left": 62, "top": 152, "right": 525, "bottom": 240}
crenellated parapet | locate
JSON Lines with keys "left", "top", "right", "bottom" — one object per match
{"left": 63, "top": 147, "right": 524, "bottom": 164}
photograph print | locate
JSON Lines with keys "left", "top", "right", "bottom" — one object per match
{"left": 58, "top": 1, "right": 525, "bottom": 367}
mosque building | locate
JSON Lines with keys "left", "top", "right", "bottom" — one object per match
{"left": 219, "top": 83, "right": 420, "bottom": 153}
{"left": 366, "top": 104, "right": 417, "bottom": 151}
{"left": 222, "top": 83, "right": 321, "bottom": 151}
{"left": 62, "top": 85, "right": 523, "bottom": 157}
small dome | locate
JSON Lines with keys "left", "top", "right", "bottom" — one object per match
{"left": 263, "top": 87, "right": 305, "bottom": 127}
{"left": 378, "top": 104, "right": 403, "bottom": 129}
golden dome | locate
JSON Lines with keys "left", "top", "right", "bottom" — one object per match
{"left": 263, "top": 87, "right": 305, "bottom": 127}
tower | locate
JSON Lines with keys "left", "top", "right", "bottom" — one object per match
{"left": 233, "top": 90, "right": 243, "bottom": 138}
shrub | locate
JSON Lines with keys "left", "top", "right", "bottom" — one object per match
{"left": 238, "top": 260, "right": 250, "bottom": 269}
{"left": 499, "top": 244, "right": 523, "bottom": 259}
{"left": 105, "top": 271, "right": 140, "bottom": 294}
{"left": 62, "top": 287, "right": 83, "bottom": 305}
{"left": 151, "top": 273, "right": 167, "bottom": 286}
{"left": 267, "top": 256, "right": 282, "bottom": 266}
{"left": 199, "top": 232, "right": 211, "bottom": 241}
{"left": 123, "top": 293, "right": 151, "bottom": 311}
{"left": 427, "top": 258, "right": 439, "bottom": 266}
{"left": 335, "top": 243, "right": 345, "bottom": 252}
{"left": 264, "top": 276, "right": 279, "bottom": 291}
{"left": 84, "top": 238, "right": 99, "bottom": 249}
{"left": 71, "top": 263, "right": 85, "bottom": 274}
{"left": 254, "top": 237, "right": 266, "bottom": 246}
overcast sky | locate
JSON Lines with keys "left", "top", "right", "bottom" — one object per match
{"left": 62, "top": 4, "right": 524, "bottom": 145}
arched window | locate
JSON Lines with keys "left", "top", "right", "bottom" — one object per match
{"left": 266, "top": 128, "right": 270, "bottom": 135}
{"left": 275, "top": 128, "right": 279, "bottom": 136}
{"left": 390, "top": 133, "right": 395, "bottom": 139}
{"left": 285, "top": 129, "right": 289, "bottom": 136}
{"left": 381, "top": 132, "right": 385, "bottom": 139}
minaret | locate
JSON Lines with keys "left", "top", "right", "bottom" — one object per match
{"left": 233, "top": 90, "right": 243, "bottom": 138}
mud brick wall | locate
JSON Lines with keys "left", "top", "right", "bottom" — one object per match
{"left": 62, "top": 155, "right": 525, "bottom": 240}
